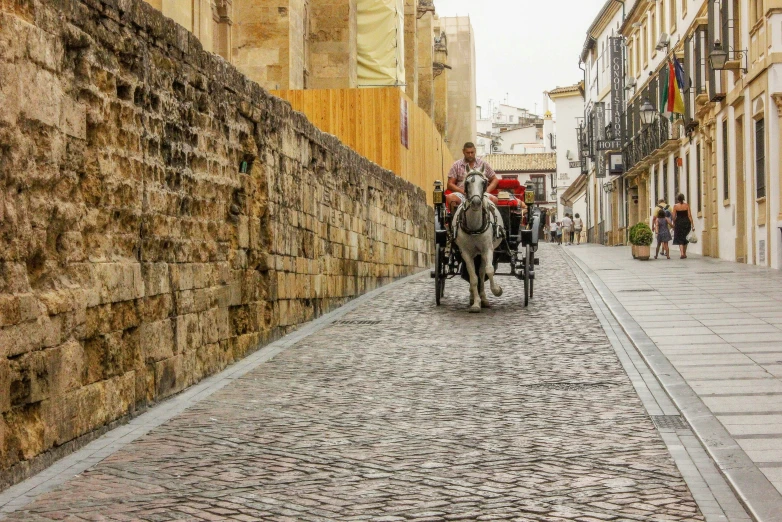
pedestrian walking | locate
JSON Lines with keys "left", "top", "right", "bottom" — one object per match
{"left": 655, "top": 198, "right": 672, "bottom": 220}
{"left": 672, "top": 193, "right": 694, "bottom": 259}
{"left": 561, "top": 214, "right": 573, "bottom": 245}
{"left": 549, "top": 220, "right": 559, "bottom": 244}
{"left": 572, "top": 213, "right": 584, "bottom": 245}
{"left": 653, "top": 208, "right": 672, "bottom": 259}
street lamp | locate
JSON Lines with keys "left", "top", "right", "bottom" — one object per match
{"left": 639, "top": 99, "right": 657, "bottom": 126}
{"left": 709, "top": 40, "right": 729, "bottom": 70}
{"left": 708, "top": 39, "right": 748, "bottom": 73}
{"left": 603, "top": 182, "right": 615, "bottom": 193}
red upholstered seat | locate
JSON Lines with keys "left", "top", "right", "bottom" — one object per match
{"left": 491, "top": 179, "right": 525, "bottom": 207}
{"left": 445, "top": 180, "right": 526, "bottom": 208}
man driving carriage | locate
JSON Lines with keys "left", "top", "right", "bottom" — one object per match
{"left": 446, "top": 143, "right": 527, "bottom": 214}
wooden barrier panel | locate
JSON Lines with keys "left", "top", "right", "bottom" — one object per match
{"left": 273, "top": 87, "right": 453, "bottom": 205}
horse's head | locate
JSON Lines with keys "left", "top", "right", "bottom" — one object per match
{"left": 463, "top": 166, "right": 487, "bottom": 208}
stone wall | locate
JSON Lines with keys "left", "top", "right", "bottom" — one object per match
{"left": 308, "top": 0, "right": 357, "bottom": 89}
{"left": 0, "top": 0, "right": 431, "bottom": 487}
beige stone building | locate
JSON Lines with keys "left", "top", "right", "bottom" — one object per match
{"left": 142, "top": 0, "right": 453, "bottom": 106}
{"left": 441, "top": 16, "right": 477, "bottom": 158}
{"left": 580, "top": 0, "right": 782, "bottom": 269}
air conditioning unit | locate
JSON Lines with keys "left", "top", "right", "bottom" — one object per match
{"left": 492, "top": 142, "right": 501, "bottom": 152}
{"left": 625, "top": 76, "right": 637, "bottom": 90}
{"left": 656, "top": 32, "right": 670, "bottom": 51}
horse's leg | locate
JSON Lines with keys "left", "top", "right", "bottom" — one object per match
{"left": 478, "top": 255, "right": 490, "bottom": 308}
{"left": 485, "top": 243, "right": 503, "bottom": 298}
{"left": 463, "top": 252, "right": 481, "bottom": 313}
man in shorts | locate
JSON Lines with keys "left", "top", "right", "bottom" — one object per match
{"left": 446, "top": 142, "right": 500, "bottom": 213}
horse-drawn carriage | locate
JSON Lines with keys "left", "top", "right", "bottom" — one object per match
{"left": 431, "top": 168, "right": 542, "bottom": 310}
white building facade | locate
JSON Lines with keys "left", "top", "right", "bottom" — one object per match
{"left": 580, "top": 0, "right": 638, "bottom": 244}
{"left": 547, "top": 85, "right": 586, "bottom": 220}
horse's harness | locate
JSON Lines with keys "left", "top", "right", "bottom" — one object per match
{"left": 453, "top": 172, "right": 503, "bottom": 240}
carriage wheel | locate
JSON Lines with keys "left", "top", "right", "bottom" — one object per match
{"left": 529, "top": 250, "right": 535, "bottom": 300}
{"left": 523, "top": 246, "right": 532, "bottom": 307}
{"left": 435, "top": 247, "right": 445, "bottom": 305}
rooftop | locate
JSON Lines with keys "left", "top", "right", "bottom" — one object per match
{"left": 547, "top": 83, "right": 584, "bottom": 98}
{"left": 483, "top": 153, "right": 557, "bottom": 173}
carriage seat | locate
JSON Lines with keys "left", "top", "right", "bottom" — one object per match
{"left": 443, "top": 178, "right": 526, "bottom": 210}
{"left": 490, "top": 179, "right": 526, "bottom": 207}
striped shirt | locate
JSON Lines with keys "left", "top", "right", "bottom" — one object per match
{"left": 447, "top": 158, "right": 497, "bottom": 189}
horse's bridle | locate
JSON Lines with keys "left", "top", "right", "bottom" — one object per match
{"left": 458, "top": 171, "right": 492, "bottom": 235}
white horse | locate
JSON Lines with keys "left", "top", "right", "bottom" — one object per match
{"left": 452, "top": 168, "right": 504, "bottom": 313}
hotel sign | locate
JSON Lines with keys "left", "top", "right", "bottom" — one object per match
{"left": 609, "top": 37, "right": 625, "bottom": 142}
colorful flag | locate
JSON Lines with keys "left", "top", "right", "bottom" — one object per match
{"left": 660, "top": 58, "right": 686, "bottom": 116}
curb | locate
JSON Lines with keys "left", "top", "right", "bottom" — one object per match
{"left": 563, "top": 247, "right": 782, "bottom": 522}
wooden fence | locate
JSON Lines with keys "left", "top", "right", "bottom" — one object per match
{"left": 272, "top": 87, "right": 452, "bottom": 205}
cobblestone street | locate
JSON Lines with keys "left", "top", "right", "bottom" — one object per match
{"left": 2, "top": 246, "right": 705, "bottom": 521}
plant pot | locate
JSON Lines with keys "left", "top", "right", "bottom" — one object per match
{"left": 631, "top": 245, "right": 638, "bottom": 259}
{"left": 634, "top": 245, "right": 651, "bottom": 260}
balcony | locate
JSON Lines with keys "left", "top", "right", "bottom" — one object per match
{"left": 621, "top": 115, "right": 683, "bottom": 174}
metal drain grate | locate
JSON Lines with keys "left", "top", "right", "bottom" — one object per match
{"left": 596, "top": 268, "right": 622, "bottom": 271}
{"left": 521, "top": 382, "right": 615, "bottom": 392}
{"left": 696, "top": 271, "right": 734, "bottom": 274}
{"left": 335, "top": 320, "right": 381, "bottom": 325}
{"left": 618, "top": 289, "right": 657, "bottom": 293}
{"left": 651, "top": 415, "right": 689, "bottom": 430}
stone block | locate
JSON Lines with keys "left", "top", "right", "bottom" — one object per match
{"left": 19, "top": 63, "right": 62, "bottom": 127}
{"left": 46, "top": 340, "right": 84, "bottom": 396}
{"left": 0, "top": 316, "right": 59, "bottom": 359}
{"left": 175, "top": 312, "right": 202, "bottom": 354}
{"left": 9, "top": 350, "right": 49, "bottom": 406}
{"left": 142, "top": 262, "right": 170, "bottom": 296}
{"left": 155, "top": 354, "right": 185, "bottom": 399}
{"left": 140, "top": 319, "right": 174, "bottom": 363}
{"left": 3, "top": 402, "right": 45, "bottom": 465}
{"left": 59, "top": 96, "right": 86, "bottom": 139}
{"left": 0, "top": 357, "right": 9, "bottom": 413}
{"left": 0, "top": 63, "right": 20, "bottom": 125}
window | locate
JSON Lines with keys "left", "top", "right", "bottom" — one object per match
{"left": 650, "top": 8, "right": 657, "bottom": 52}
{"left": 642, "top": 23, "right": 648, "bottom": 64}
{"left": 661, "top": 2, "right": 667, "bottom": 36}
{"left": 663, "top": 162, "right": 669, "bottom": 202}
{"left": 670, "top": 0, "right": 677, "bottom": 30}
{"left": 684, "top": 152, "right": 690, "bottom": 203}
{"left": 733, "top": 0, "right": 741, "bottom": 51}
{"left": 530, "top": 175, "right": 546, "bottom": 202}
{"left": 636, "top": 35, "right": 641, "bottom": 76}
{"left": 654, "top": 169, "right": 659, "bottom": 203}
{"left": 628, "top": 41, "right": 634, "bottom": 77}
{"left": 755, "top": 118, "right": 765, "bottom": 198}
{"left": 722, "top": 119, "right": 730, "bottom": 200}
{"left": 674, "top": 156, "right": 680, "bottom": 197}
{"left": 696, "top": 143, "right": 702, "bottom": 212}
{"left": 682, "top": 0, "right": 687, "bottom": 17}
{"left": 752, "top": 0, "right": 762, "bottom": 25}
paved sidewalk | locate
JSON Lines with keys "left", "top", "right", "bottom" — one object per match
{"left": 0, "top": 246, "right": 706, "bottom": 521}
{"left": 566, "top": 244, "right": 782, "bottom": 521}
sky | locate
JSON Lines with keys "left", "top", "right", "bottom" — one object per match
{"left": 433, "top": 0, "right": 608, "bottom": 117}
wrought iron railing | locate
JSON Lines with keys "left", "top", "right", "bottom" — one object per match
{"left": 621, "top": 117, "right": 682, "bottom": 173}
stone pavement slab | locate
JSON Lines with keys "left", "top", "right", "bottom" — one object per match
{"left": 566, "top": 244, "right": 782, "bottom": 521}
{"left": 0, "top": 246, "right": 717, "bottom": 521}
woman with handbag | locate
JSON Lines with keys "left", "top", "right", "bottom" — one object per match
{"left": 672, "top": 193, "right": 694, "bottom": 259}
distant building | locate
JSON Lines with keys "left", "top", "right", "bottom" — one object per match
{"left": 547, "top": 84, "right": 586, "bottom": 220}
{"left": 482, "top": 154, "right": 558, "bottom": 213}
{"left": 475, "top": 103, "right": 544, "bottom": 156}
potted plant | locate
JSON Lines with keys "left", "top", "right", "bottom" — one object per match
{"left": 628, "top": 222, "right": 653, "bottom": 260}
